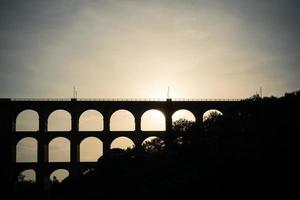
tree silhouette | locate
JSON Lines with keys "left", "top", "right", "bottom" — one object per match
{"left": 142, "top": 137, "right": 166, "bottom": 154}
{"left": 11, "top": 89, "right": 300, "bottom": 200}
{"left": 17, "top": 174, "right": 25, "bottom": 183}
{"left": 172, "top": 118, "right": 196, "bottom": 132}
{"left": 203, "top": 111, "right": 224, "bottom": 133}
{"left": 52, "top": 176, "right": 59, "bottom": 184}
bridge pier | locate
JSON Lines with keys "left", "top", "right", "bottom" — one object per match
{"left": 39, "top": 111, "right": 48, "bottom": 132}
{"left": 135, "top": 112, "right": 142, "bottom": 131}
{"left": 38, "top": 139, "right": 48, "bottom": 163}
{"left": 36, "top": 167, "right": 49, "bottom": 192}
{"left": 103, "top": 113, "right": 110, "bottom": 132}
{"left": 71, "top": 140, "right": 80, "bottom": 163}
{"left": 102, "top": 138, "right": 111, "bottom": 155}
{"left": 165, "top": 113, "right": 172, "bottom": 133}
{"left": 71, "top": 113, "right": 79, "bottom": 132}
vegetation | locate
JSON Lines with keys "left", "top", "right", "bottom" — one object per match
{"left": 13, "top": 90, "right": 300, "bottom": 200}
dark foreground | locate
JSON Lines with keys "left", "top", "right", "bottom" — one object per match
{"left": 13, "top": 91, "right": 299, "bottom": 200}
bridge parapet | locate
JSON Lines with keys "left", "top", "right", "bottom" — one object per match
{"left": 8, "top": 98, "right": 242, "bottom": 102}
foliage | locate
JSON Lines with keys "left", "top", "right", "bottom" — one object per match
{"left": 13, "top": 89, "right": 300, "bottom": 200}
{"left": 203, "top": 111, "right": 224, "bottom": 132}
{"left": 172, "top": 118, "right": 196, "bottom": 132}
{"left": 17, "top": 174, "right": 25, "bottom": 183}
{"left": 17, "top": 174, "right": 34, "bottom": 184}
{"left": 142, "top": 137, "right": 166, "bottom": 154}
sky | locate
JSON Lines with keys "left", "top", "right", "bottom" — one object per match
{"left": 2, "top": 0, "right": 300, "bottom": 181}
{"left": 1, "top": 0, "right": 300, "bottom": 99}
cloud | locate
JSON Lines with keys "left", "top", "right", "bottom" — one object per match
{"left": 0, "top": 0, "right": 299, "bottom": 98}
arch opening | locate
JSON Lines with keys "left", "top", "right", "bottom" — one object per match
{"left": 110, "top": 109, "right": 135, "bottom": 131}
{"left": 141, "top": 109, "right": 165, "bottom": 131}
{"left": 49, "top": 137, "right": 70, "bottom": 162}
{"left": 203, "top": 109, "right": 223, "bottom": 122}
{"left": 16, "top": 137, "right": 37, "bottom": 163}
{"left": 172, "top": 109, "right": 196, "bottom": 132}
{"left": 203, "top": 109, "right": 224, "bottom": 132}
{"left": 18, "top": 169, "right": 36, "bottom": 183}
{"left": 48, "top": 110, "right": 71, "bottom": 131}
{"left": 172, "top": 109, "right": 196, "bottom": 122}
{"left": 16, "top": 110, "right": 39, "bottom": 131}
{"left": 80, "top": 137, "right": 103, "bottom": 162}
{"left": 79, "top": 110, "right": 103, "bottom": 131}
{"left": 110, "top": 136, "right": 135, "bottom": 150}
{"left": 50, "top": 169, "right": 69, "bottom": 183}
{"left": 142, "top": 136, "right": 166, "bottom": 153}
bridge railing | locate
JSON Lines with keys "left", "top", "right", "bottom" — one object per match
{"left": 76, "top": 98, "right": 166, "bottom": 101}
{"left": 10, "top": 98, "right": 72, "bottom": 101}
{"left": 172, "top": 98, "right": 241, "bottom": 101}
{"left": 10, "top": 98, "right": 166, "bottom": 101}
{"left": 9, "top": 98, "right": 242, "bottom": 102}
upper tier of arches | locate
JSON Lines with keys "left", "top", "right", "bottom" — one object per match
{"left": 14, "top": 106, "right": 227, "bottom": 132}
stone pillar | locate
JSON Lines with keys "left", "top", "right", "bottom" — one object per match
{"left": 135, "top": 114, "right": 141, "bottom": 132}
{"left": 38, "top": 139, "right": 48, "bottom": 163}
{"left": 39, "top": 112, "right": 48, "bottom": 132}
{"left": 164, "top": 109, "right": 173, "bottom": 147}
{"left": 37, "top": 113, "right": 49, "bottom": 193}
{"left": 103, "top": 113, "right": 110, "bottom": 132}
{"left": 133, "top": 138, "right": 143, "bottom": 152}
{"left": 195, "top": 111, "right": 203, "bottom": 123}
{"left": 102, "top": 138, "right": 111, "bottom": 155}
{"left": 36, "top": 167, "right": 47, "bottom": 192}
{"left": 195, "top": 110, "right": 204, "bottom": 131}
{"left": 71, "top": 140, "right": 80, "bottom": 163}
{"left": 165, "top": 112, "right": 173, "bottom": 133}
{"left": 69, "top": 166, "right": 78, "bottom": 179}
{"left": 71, "top": 113, "right": 79, "bottom": 132}
{"left": 0, "top": 102, "right": 15, "bottom": 196}
{"left": 11, "top": 141, "right": 16, "bottom": 163}
{"left": 11, "top": 117, "right": 16, "bottom": 132}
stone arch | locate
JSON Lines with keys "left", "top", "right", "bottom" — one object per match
{"left": 50, "top": 169, "right": 69, "bottom": 183}
{"left": 79, "top": 109, "right": 104, "bottom": 131}
{"left": 141, "top": 109, "right": 166, "bottom": 131}
{"left": 18, "top": 169, "right": 36, "bottom": 182}
{"left": 172, "top": 109, "right": 196, "bottom": 123}
{"left": 110, "top": 136, "right": 135, "bottom": 150}
{"left": 48, "top": 137, "right": 70, "bottom": 162}
{"left": 110, "top": 109, "right": 135, "bottom": 131}
{"left": 80, "top": 137, "right": 103, "bottom": 162}
{"left": 203, "top": 109, "right": 224, "bottom": 132}
{"left": 172, "top": 109, "right": 196, "bottom": 132}
{"left": 203, "top": 109, "right": 223, "bottom": 122}
{"left": 16, "top": 137, "right": 37, "bottom": 163}
{"left": 48, "top": 109, "right": 71, "bottom": 131}
{"left": 141, "top": 136, "right": 166, "bottom": 153}
{"left": 16, "top": 109, "right": 39, "bottom": 131}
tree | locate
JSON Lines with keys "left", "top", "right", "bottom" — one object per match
{"left": 52, "top": 176, "right": 60, "bottom": 184}
{"left": 142, "top": 137, "right": 166, "bottom": 154}
{"left": 17, "top": 174, "right": 25, "bottom": 183}
{"left": 172, "top": 118, "right": 196, "bottom": 132}
{"left": 203, "top": 111, "right": 224, "bottom": 132}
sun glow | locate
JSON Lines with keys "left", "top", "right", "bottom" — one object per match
{"left": 152, "top": 110, "right": 165, "bottom": 122}
{"left": 141, "top": 109, "right": 166, "bottom": 131}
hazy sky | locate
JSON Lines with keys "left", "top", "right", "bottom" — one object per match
{"left": 6, "top": 0, "right": 300, "bottom": 181}
{"left": 1, "top": 0, "right": 299, "bottom": 99}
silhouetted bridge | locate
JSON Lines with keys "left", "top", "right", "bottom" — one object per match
{"left": 0, "top": 98, "right": 242, "bottom": 189}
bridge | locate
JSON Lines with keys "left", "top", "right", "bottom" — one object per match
{"left": 0, "top": 98, "right": 242, "bottom": 190}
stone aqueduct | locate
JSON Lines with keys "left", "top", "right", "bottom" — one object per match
{"left": 0, "top": 98, "right": 241, "bottom": 187}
